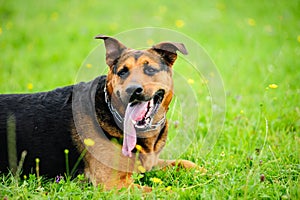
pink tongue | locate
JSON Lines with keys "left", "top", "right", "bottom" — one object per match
{"left": 122, "top": 102, "right": 148, "bottom": 157}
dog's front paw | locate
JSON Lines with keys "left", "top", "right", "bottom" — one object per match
{"left": 176, "top": 160, "right": 207, "bottom": 174}
{"left": 158, "top": 159, "right": 197, "bottom": 169}
{"left": 158, "top": 159, "right": 207, "bottom": 174}
{"left": 175, "top": 159, "right": 198, "bottom": 169}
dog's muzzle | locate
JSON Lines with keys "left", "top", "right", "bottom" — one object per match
{"left": 104, "top": 85, "right": 166, "bottom": 131}
{"left": 128, "top": 89, "right": 165, "bottom": 130}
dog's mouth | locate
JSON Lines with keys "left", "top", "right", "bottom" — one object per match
{"left": 129, "top": 89, "right": 165, "bottom": 130}
{"left": 122, "top": 89, "right": 165, "bottom": 157}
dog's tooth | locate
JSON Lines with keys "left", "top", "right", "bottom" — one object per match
{"left": 132, "top": 120, "right": 137, "bottom": 125}
{"left": 150, "top": 99, "right": 154, "bottom": 107}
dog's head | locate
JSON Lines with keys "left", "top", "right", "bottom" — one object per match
{"left": 96, "top": 35, "right": 187, "bottom": 158}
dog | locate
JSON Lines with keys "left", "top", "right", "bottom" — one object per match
{"left": 0, "top": 35, "right": 197, "bottom": 190}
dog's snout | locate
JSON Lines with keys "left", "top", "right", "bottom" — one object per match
{"left": 126, "top": 85, "right": 144, "bottom": 103}
{"left": 126, "top": 85, "right": 143, "bottom": 96}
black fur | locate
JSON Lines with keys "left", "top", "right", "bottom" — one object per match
{"left": 0, "top": 76, "right": 107, "bottom": 177}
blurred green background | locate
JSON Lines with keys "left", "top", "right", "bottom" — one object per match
{"left": 0, "top": 0, "right": 299, "bottom": 198}
{"left": 1, "top": 0, "right": 299, "bottom": 93}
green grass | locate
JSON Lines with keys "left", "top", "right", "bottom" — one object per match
{"left": 1, "top": 0, "right": 299, "bottom": 199}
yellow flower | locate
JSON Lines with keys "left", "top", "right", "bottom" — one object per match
{"left": 165, "top": 186, "right": 172, "bottom": 191}
{"left": 175, "top": 19, "right": 185, "bottom": 28}
{"left": 297, "top": 35, "right": 300, "bottom": 43}
{"left": 220, "top": 151, "right": 225, "bottom": 157}
{"left": 240, "top": 110, "right": 244, "bottom": 114}
{"left": 27, "top": 83, "right": 33, "bottom": 90}
{"left": 64, "top": 149, "right": 69, "bottom": 154}
{"left": 188, "top": 78, "right": 195, "bottom": 85}
{"left": 23, "top": 175, "right": 27, "bottom": 180}
{"left": 137, "top": 165, "right": 146, "bottom": 173}
{"left": 202, "top": 79, "right": 209, "bottom": 85}
{"left": 109, "top": 23, "right": 118, "bottom": 31}
{"left": 216, "top": 3, "right": 226, "bottom": 11}
{"left": 6, "top": 22, "right": 13, "bottom": 30}
{"left": 51, "top": 12, "right": 59, "bottom": 21}
{"left": 147, "top": 39, "right": 154, "bottom": 46}
{"left": 247, "top": 18, "right": 256, "bottom": 26}
{"left": 159, "top": 6, "right": 167, "bottom": 14}
{"left": 135, "top": 144, "right": 142, "bottom": 151}
{"left": 86, "top": 63, "right": 92, "bottom": 68}
{"left": 269, "top": 84, "right": 278, "bottom": 89}
{"left": 84, "top": 138, "right": 95, "bottom": 146}
{"left": 35, "top": 158, "right": 40, "bottom": 163}
{"left": 150, "top": 177, "right": 163, "bottom": 184}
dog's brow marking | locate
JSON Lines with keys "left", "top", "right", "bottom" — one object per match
{"left": 139, "top": 54, "right": 170, "bottom": 73}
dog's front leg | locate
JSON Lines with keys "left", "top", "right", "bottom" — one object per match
{"left": 84, "top": 152, "right": 153, "bottom": 191}
{"left": 84, "top": 161, "right": 134, "bottom": 190}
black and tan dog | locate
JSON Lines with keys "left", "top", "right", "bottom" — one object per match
{"left": 0, "top": 35, "right": 197, "bottom": 190}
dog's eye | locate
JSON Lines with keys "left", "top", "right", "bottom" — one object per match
{"left": 117, "top": 66, "right": 129, "bottom": 78}
{"left": 144, "top": 66, "right": 158, "bottom": 76}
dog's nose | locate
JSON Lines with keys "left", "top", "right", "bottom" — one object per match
{"left": 126, "top": 84, "right": 143, "bottom": 96}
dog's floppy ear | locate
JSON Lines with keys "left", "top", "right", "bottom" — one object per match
{"left": 151, "top": 42, "right": 188, "bottom": 66}
{"left": 95, "top": 34, "right": 127, "bottom": 67}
